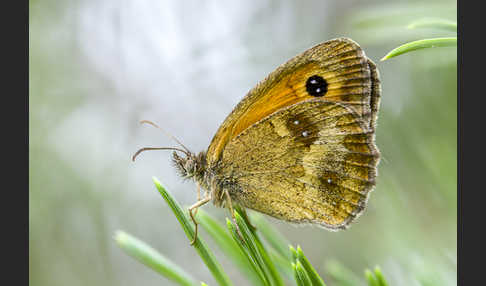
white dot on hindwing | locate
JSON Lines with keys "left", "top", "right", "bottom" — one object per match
{"left": 293, "top": 120, "right": 299, "bottom": 125}
{"left": 327, "top": 178, "right": 332, "bottom": 184}
{"left": 302, "top": 131, "right": 309, "bottom": 137}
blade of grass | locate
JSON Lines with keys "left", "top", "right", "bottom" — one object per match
{"left": 381, "top": 37, "right": 457, "bottom": 61}
{"left": 153, "top": 177, "right": 233, "bottom": 286}
{"left": 235, "top": 207, "right": 284, "bottom": 286}
{"left": 373, "top": 266, "right": 389, "bottom": 286}
{"left": 234, "top": 211, "right": 284, "bottom": 286}
{"left": 293, "top": 261, "right": 312, "bottom": 286}
{"left": 231, "top": 211, "right": 273, "bottom": 285}
{"left": 407, "top": 18, "right": 457, "bottom": 32}
{"left": 197, "top": 209, "right": 264, "bottom": 286}
{"left": 114, "top": 230, "right": 198, "bottom": 286}
{"left": 364, "top": 269, "right": 379, "bottom": 286}
{"left": 295, "top": 246, "right": 326, "bottom": 286}
{"left": 253, "top": 233, "right": 285, "bottom": 286}
{"left": 227, "top": 218, "right": 270, "bottom": 286}
{"left": 289, "top": 245, "right": 298, "bottom": 263}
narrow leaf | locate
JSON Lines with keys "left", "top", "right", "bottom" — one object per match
{"left": 227, "top": 218, "right": 270, "bottom": 286}
{"left": 114, "top": 230, "right": 198, "bottom": 286}
{"left": 289, "top": 245, "right": 298, "bottom": 263}
{"left": 233, "top": 211, "right": 273, "bottom": 285}
{"left": 234, "top": 211, "right": 284, "bottom": 286}
{"left": 197, "top": 209, "right": 264, "bottom": 286}
{"left": 407, "top": 18, "right": 457, "bottom": 32}
{"left": 293, "top": 261, "right": 312, "bottom": 286}
{"left": 296, "top": 246, "right": 326, "bottom": 286}
{"left": 381, "top": 37, "right": 457, "bottom": 61}
{"left": 153, "top": 177, "right": 233, "bottom": 286}
{"left": 364, "top": 269, "right": 379, "bottom": 286}
{"left": 373, "top": 266, "right": 389, "bottom": 286}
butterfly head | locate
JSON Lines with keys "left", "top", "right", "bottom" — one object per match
{"left": 172, "top": 151, "right": 207, "bottom": 181}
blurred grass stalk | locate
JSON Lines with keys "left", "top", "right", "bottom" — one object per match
{"left": 381, "top": 37, "right": 456, "bottom": 61}
{"left": 381, "top": 18, "right": 456, "bottom": 61}
{"left": 406, "top": 18, "right": 456, "bottom": 32}
{"left": 114, "top": 230, "right": 198, "bottom": 286}
{"left": 115, "top": 177, "right": 393, "bottom": 286}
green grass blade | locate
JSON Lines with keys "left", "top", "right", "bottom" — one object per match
{"left": 407, "top": 18, "right": 457, "bottom": 31}
{"left": 293, "top": 261, "right": 312, "bottom": 286}
{"left": 227, "top": 218, "right": 270, "bottom": 286}
{"left": 373, "top": 266, "right": 389, "bottom": 286}
{"left": 235, "top": 206, "right": 257, "bottom": 232}
{"left": 381, "top": 37, "right": 457, "bottom": 61}
{"left": 289, "top": 245, "right": 298, "bottom": 263}
{"left": 250, "top": 213, "right": 291, "bottom": 260}
{"left": 254, "top": 239, "right": 285, "bottom": 286}
{"left": 153, "top": 177, "right": 233, "bottom": 286}
{"left": 253, "top": 235, "right": 285, "bottom": 285}
{"left": 364, "top": 269, "right": 379, "bottom": 286}
{"left": 295, "top": 246, "right": 326, "bottom": 286}
{"left": 197, "top": 209, "right": 264, "bottom": 286}
{"left": 237, "top": 207, "right": 284, "bottom": 286}
{"left": 234, "top": 211, "right": 284, "bottom": 286}
{"left": 232, "top": 211, "right": 273, "bottom": 285}
{"left": 114, "top": 230, "right": 198, "bottom": 286}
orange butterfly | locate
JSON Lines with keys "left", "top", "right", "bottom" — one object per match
{"left": 134, "top": 38, "right": 381, "bottom": 245}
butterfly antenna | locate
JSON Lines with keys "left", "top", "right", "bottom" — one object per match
{"left": 132, "top": 147, "right": 189, "bottom": 162}
{"left": 139, "top": 120, "right": 192, "bottom": 153}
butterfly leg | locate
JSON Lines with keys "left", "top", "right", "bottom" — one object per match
{"left": 224, "top": 190, "right": 244, "bottom": 242}
{"left": 188, "top": 196, "right": 211, "bottom": 246}
{"left": 193, "top": 184, "right": 201, "bottom": 216}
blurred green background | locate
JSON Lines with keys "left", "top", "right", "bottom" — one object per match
{"left": 29, "top": 0, "right": 456, "bottom": 285}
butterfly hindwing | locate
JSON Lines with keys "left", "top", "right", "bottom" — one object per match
{"left": 213, "top": 100, "right": 380, "bottom": 228}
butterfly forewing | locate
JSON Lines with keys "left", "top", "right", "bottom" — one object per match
{"left": 206, "top": 38, "right": 378, "bottom": 166}
{"left": 213, "top": 100, "right": 379, "bottom": 229}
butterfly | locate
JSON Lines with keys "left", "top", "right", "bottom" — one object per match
{"left": 134, "top": 38, "right": 381, "bottom": 245}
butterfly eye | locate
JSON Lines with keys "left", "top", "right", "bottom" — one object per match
{"left": 306, "top": 75, "right": 327, "bottom": 97}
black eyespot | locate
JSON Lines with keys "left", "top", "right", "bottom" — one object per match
{"left": 306, "top": 75, "right": 327, "bottom": 97}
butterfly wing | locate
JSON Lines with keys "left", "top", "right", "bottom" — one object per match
{"left": 212, "top": 100, "right": 379, "bottom": 228}
{"left": 206, "top": 38, "right": 380, "bottom": 166}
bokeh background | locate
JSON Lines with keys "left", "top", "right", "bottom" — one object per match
{"left": 29, "top": 0, "right": 457, "bottom": 285}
